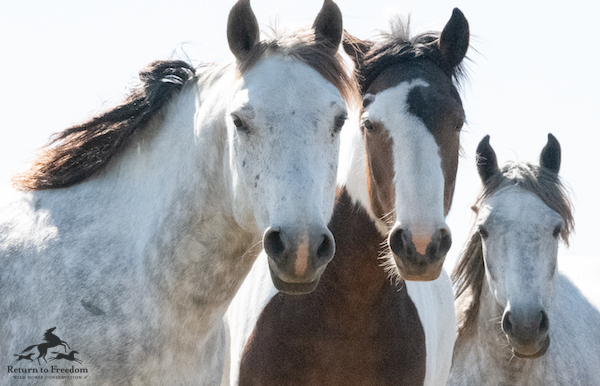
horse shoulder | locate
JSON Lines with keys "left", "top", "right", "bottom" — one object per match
{"left": 405, "top": 269, "right": 456, "bottom": 386}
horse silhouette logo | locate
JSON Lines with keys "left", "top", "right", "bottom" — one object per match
{"left": 18, "top": 327, "right": 77, "bottom": 365}
{"left": 12, "top": 353, "right": 35, "bottom": 365}
{"left": 49, "top": 350, "right": 83, "bottom": 364}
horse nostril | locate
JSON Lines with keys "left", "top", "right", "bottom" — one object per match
{"left": 263, "top": 228, "right": 286, "bottom": 258}
{"left": 502, "top": 311, "right": 513, "bottom": 335}
{"left": 434, "top": 227, "right": 452, "bottom": 256}
{"left": 539, "top": 310, "right": 549, "bottom": 334}
{"left": 427, "top": 227, "right": 452, "bottom": 258}
{"left": 389, "top": 227, "right": 407, "bottom": 257}
{"left": 316, "top": 231, "right": 335, "bottom": 262}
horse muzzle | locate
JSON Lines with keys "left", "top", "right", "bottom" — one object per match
{"left": 388, "top": 225, "right": 452, "bottom": 281}
{"left": 263, "top": 226, "right": 335, "bottom": 294}
{"left": 502, "top": 308, "right": 550, "bottom": 359}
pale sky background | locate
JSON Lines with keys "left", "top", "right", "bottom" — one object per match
{"left": 1, "top": 0, "right": 598, "bottom": 301}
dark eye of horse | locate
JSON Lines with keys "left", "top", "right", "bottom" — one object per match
{"left": 478, "top": 226, "right": 489, "bottom": 239}
{"left": 553, "top": 225, "right": 562, "bottom": 239}
{"left": 456, "top": 120, "right": 464, "bottom": 131}
{"left": 362, "top": 119, "right": 375, "bottom": 132}
{"left": 231, "top": 115, "right": 247, "bottom": 131}
{"left": 334, "top": 113, "right": 347, "bottom": 133}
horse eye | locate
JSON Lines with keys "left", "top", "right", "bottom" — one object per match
{"left": 552, "top": 225, "right": 562, "bottom": 239}
{"left": 334, "top": 113, "right": 347, "bottom": 133}
{"left": 362, "top": 119, "right": 375, "bottom": 132}
{"left": 456, "top": 120, "right": 464, "bottom": 131}
{"left": 231, "top": 115, "right": 247, "bottom": 131}
{"left": 478, "top": 226, "right": 489, "bottom": 239}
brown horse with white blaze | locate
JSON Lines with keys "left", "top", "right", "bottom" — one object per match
{"left": 226, "top": 8, "right": 470, "bottom": 386}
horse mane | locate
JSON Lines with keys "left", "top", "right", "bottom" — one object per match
{"left": 13, "top": 60, "right": 196, "bottom": 191}
{"left": 13, "top": 30, "right": 357, "bottom": 192}
{"left": 452, "top": 161, "right": 574, "bottom": 336}
{"left": 236, "top": 28, "right": 359, "bottom": 107}
{"left": 355, "top": 17, "right": 468, "bottom": 94}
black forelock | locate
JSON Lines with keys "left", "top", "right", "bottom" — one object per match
{"left": 358, "top": 31, "right": 467, "bottom": 95}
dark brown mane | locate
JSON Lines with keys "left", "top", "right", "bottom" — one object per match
{"left": 355, "top": 17, "right": 467, "bottom": 94}
{"left": 452, "top": 161, "right": 574, "bottom": 336}
{"left": 13, "top": 60, "right": 196, "bottom": 191}
{"left": 236, "top": 29, "right": 359, "bottom": 107}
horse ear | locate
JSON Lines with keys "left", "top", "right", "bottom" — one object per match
{"left": 540, "top": 133, "right": 561, "bottom": 174}
{"left": 476, "top": 135, "right": 499, "bottom": 183}
{"left": 342, "top": 30, "right": 372, "bottom": 69}
{"left": 438, "top": 8, "right": 470, "bottom": 69}
{"left": 227, "top": 0, "right": 260, "bottom": 61}
{"left": 313, "top": 0, "right": 343, "bottom": 55}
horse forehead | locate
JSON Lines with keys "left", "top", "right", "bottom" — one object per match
{"left": 479, "top": 189, "right": 561, "bottom": 228}
{"left": 240, "top": 55, "right": 343, "bottom": 108}
{"left": 367, "top": 62, "right": 463, "bottom": 130}
{"left": 368, "top": 60, "right": 458, "bottom": 99}
{"left": 365, "top": 79, "right": 430, "bottom": 119}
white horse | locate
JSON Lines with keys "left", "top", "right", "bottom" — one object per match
{"left": 448, "top": 135, "right": 600, "bottom": 385}
{"left": 0, "top": 0, "right": 355, "bottom": 384}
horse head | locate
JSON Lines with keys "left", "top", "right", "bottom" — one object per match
{"left": 474, "top": 134, "right": 571, "bottom": 358}
{"left": 226, "top": 0, "right": 353, "bottom": 294}
{"left": 343, "top": 9, "right": 469, "bottom": 281}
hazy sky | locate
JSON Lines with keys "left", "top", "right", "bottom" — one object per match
{"left": 1, "top": 0, "right": 598, "bottom": 298}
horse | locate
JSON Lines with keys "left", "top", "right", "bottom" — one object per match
{"left": 0, "top": 0, "right": 356, "bottom": 384}
{"left": 225, "top": 9, "right": 470, "bottom": 386}
{"left": 12, "top": 353, "right": 35, "bottom": 365}
{"left": 20, "top": 327, "right": 70, "bottom": 365}
{"left": 448, "top": 135, "right": 600, "bottom": 385}
{"left": 49, "top": 351, "right": 84, "bottom": 364}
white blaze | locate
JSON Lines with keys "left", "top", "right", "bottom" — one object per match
{"left": 362, "top": 80, "right": 446, "bottom": 239}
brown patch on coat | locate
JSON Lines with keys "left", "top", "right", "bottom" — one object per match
{"left": 364, "top": 123, "right": 396, "bottom": 224}
{"left": 238, "top": 188, "right": 426, "bottom": 386}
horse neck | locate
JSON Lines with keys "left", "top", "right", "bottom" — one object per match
{"left": 337, "top": 112, "right": 372, "bottom": 218}
{"left": 329, "top": 120, "right": 393, "bottom": 304}
{"left": 319, "top": 187, "right": 391, "bottom": 306}
{"left": 44, "top": 67, "right": 258, "bottom": 314}
{"left": 82, "top": 70, "right": 244, "bottom": 244}
{"left": 135, "top": 68, "right": 260, "bottom": 309}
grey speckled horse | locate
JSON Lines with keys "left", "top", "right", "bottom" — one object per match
{"left": 448, "top": 135, "right": 600, "bottom": 385}
{"left": 0, "top": 0, "right": 356, "bottom": 384}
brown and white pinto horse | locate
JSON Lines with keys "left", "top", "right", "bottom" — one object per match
{"left": 225, "top": 9, "right": 470, "bottom": 386}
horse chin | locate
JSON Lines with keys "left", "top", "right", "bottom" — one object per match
{"left": 268, "top": 267, "right": 321, "bottom": 295}
{"left": 393, "top": 256, "right": 444, "bottom": 282}
{"left": 512, "top": 336, "right": 550, "bottom": 359}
